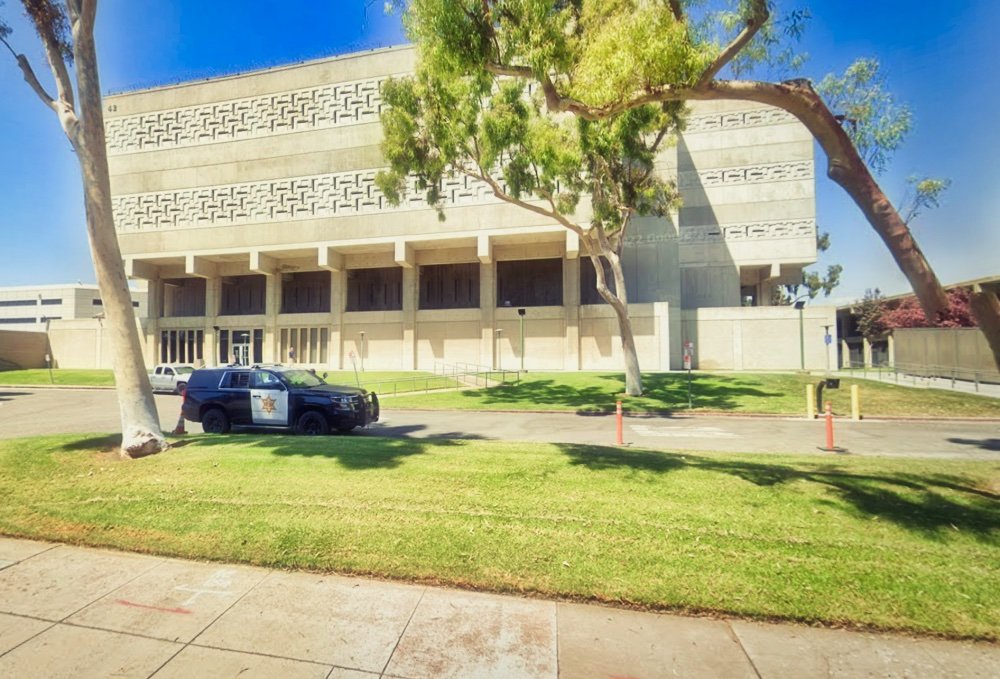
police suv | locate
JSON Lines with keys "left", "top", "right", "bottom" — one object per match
{"left": 181, "top": 365, "right": 379, "bottom": 436}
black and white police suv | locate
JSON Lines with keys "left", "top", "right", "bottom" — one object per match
{"left": 180, "top": 366, "right": 379, "bottom": 436}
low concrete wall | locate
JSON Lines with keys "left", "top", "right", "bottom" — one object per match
{"left": 682, "top": 306, "right": 837, "bottom": 371}
{"left": 893, "top": 327, "right": 1000, "bottom": 383}
{"left": 0, "top": 330, "right": 47, "bottom": 369}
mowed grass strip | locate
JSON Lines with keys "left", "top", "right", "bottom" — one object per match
{"left": 0, "top": 369, "right": 115, "bottom": 387}
{"left": 0, "top": 369, "right": 457, "bottom": 394}
{"left": 388, "top": 371, "right": 1000, "bottom": 418}
{"left": 0, "top": 434, "right": 996, "bottom": 639}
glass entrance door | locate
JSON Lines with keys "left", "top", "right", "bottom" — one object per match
{"left": 219, "top": 328, "right": 263, "bottom": 366}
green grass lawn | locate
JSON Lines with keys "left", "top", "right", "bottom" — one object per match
{"left": 0, "top": 369, "right": 115, "bottom": 387}
{"left": 0, "top": 369, "right": 456, "bottom": 394}
{"left": 388, "top": 371, "right": 1000, "bottom": 418}
{"left": 1, "top": 433, "right": 996, "bottom": 639}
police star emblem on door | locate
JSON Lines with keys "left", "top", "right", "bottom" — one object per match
{"left": 261, "top": 395, "right": 277, "bottom": 414}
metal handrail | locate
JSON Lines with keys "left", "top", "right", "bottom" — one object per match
{"left": 840, "top": 359, "right": 998, "bottom": 391}
{"left": 352, "top": 363, "right": 520, "bottom": 396}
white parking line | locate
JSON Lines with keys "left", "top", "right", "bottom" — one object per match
{"left": 629, "top": 424, "right": 740, "bottom": 439}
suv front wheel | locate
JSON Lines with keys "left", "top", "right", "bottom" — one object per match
{"left": 201, "top": 408, "right": 231, "bottom": 434}
{"left": 296, "top": 411, "right": 329, "bottom": 436}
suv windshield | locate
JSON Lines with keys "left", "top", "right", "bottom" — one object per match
{"left": 176, "top": 366, "right": 194, "bottom": 374}
{"left": 279, "top": 369, "right": 327, "bottom": 388}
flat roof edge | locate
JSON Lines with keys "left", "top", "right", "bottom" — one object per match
{"left": 104, "top": 42, "right": 414, "bottom": 99}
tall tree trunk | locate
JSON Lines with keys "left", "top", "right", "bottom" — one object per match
{"left": 71, "top": 3, "right": 166, "bottom": 458}
{"left": 970, "top": 290, "right": 1000, "bottom": 371}
{"left": 587, "top": 245, "right": 643, "bottom": 396}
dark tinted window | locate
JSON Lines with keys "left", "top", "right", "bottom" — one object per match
{"left": 346, "top": 267, "right": 402, "bottom": 312}
{"left": 221, "top": 372, "right": 251, "bottom": 389}
{"left": 281, "top": 271, "right": 331, "bottom": 314}
{"left": 220, "top": 276, "right": 266, "bottom": 315}
{"left": 497, "top": 259, "right": 563, "bottom": 307}
{"left": 419, "top": 263, "right": 479, "bottom": 310}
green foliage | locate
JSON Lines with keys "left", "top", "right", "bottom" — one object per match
{"left": 570, "top": 1, "right": 715, "bottom": 105}
{"left": 901, "top": 175, "right": 951, "bottom": 225}
{"left": 376, "top": 12, "right": 682, "bottom": 237}
{"left": 855, "top": 288, "right": 887, "bottom": 342}
{"left": 816, "top": 58, "right": 912, "bottom": 174}
{"left": 778, "top": 230, "right": 841, "bottom": 302}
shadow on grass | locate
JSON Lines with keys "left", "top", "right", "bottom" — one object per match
{"left": 463, "top": 373, "right": 782, "bottom": 414}
{"left": 172, "top": 424, "right": 485, "bottom": 470}
{"left": 560, "top": 443, "right": 1000, "bottom": 540}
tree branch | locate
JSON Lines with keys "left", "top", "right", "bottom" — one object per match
{"left": 667, "top": 0, "right": 684, "bottom": 22}
{"left": 465, "top": 167, "right": 586, "bottom": 238}
{"left": 26, "top": 2, "right": 77, "bottom": 111}
{"left": 695, "top": 0, "right": 769, "bottom": 88}
{"left": 4, "top": 46, "right": 60, "bottom": 113}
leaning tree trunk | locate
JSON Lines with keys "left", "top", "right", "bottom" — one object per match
{"left": 970, "top": 290, "right": 1000, "bottom": 371}
{"left": 71, "top": 3, "right": 166, "bottom": 458}
{"left": 586, "top": 244, "right": 643, "bottom": 397}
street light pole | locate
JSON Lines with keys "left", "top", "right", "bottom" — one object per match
{"left": 495, "top": 329, "right": 502, "bottom": 371}
{"left": 517, "top": 308, "right": 526, "bottom": 372}
{"left": 359, "top": 331, "right": 366, "bottom": 372}
{"left": 794, "top": 299, "right": 806, "bottom": 370}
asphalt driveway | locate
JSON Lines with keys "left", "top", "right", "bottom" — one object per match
{"left": 1, "top": 387, "right": 997, "bottom": 459}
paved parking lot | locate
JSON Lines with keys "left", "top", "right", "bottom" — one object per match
{"left": 2, "top": 387, "right": 998, "bottom": 459}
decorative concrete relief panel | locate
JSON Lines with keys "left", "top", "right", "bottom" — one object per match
{"left": 684, "top": 107, "right": 797, "bottom": 133}
{"left": 678, "top": 161, "right": 813, "bottom": 189}
{"left": 106, "top": 77, "right": 385, "bottom": 154}
{"left": 113, "top": 169, "right": 502, "bottom": 231}
{"left": 624, "top": 219, "right": 814, "bottom": 246}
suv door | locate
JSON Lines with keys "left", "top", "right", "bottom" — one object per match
{"left": 219, "top": 371, "right": 253, "bottom": 425}
{"left": 250, "top": 370, "right": 290, "bottom": 426}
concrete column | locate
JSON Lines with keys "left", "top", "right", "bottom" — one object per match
{"left": 863, "top": 337, "right": 873, "bottom": 368}
{"left": 887, "top": 333, "right": 895, "bottom": 367}
{"left": 264, "top": 275, "right": 280, "bottom": 362}
{"left": 330, "top": 270, "right": 342, "bottom": 369}
{"left": 563, "top": 256, "right": 580, "bottom": 370}
{"left": 402, "top": 267, "right": 417, "bottom": 369}
{"left": 146, "top": 280, "right": 162, "bottom": 366}
{"left": 204, "top": 277, "right": 220, "bottom": 366}
{"left": 654, "top": 302, "right": 671, "bottom": 371}
{"left": 480, "top": 261, "right": 495, "bottom": 368}
{"left": 840, "top": 339, "right": 850, "bottom": 369}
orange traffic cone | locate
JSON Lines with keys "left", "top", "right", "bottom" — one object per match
{"left": 172, "top": 412, "right": 186, "bottom": 435}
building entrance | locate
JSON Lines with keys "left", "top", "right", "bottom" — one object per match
{"left": 219, "top": 328, "right": 263, "bottom": 366}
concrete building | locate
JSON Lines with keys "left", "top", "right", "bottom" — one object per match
{"left": 0, "top": 284, "right": 147, "bottom": 370}
{"left": 0, "top": 283, "right": 146, "bottom": 331}
{"left": 102, "top": 45, "right": 835, "bottom": 372}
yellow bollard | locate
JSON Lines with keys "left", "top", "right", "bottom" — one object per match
{"left": 851, "top": 384, "right": 861, "bottom": 421}
{"left": 806, "top": 384, "right": 816, "bottom": 419}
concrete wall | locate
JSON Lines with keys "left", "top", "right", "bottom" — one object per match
{"left": 0, "top": 330, "right": 47, "bottom": 369}
{"left": 682, "top": 306, "right": 837, "bottom": 371}
{"left": 893, "top": 328, "right": 1000, "bottom": 382}
{"left": 46, "top": 318, "right": 151, "bottom": 370}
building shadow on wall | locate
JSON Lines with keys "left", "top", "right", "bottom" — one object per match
{"left": 557, "top": 442, "right": 1000, "bottom": 538}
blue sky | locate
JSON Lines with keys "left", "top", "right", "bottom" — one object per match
{"left": 0, "top": 0, "right": 996, "bottom": 305}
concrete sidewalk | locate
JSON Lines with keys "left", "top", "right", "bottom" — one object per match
{"left": 0, "top": 538, "right": 996, "bottom": 678}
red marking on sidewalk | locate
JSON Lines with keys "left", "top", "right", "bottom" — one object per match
{"left": 115, "top": 599, "right": 192, "bottom": 615}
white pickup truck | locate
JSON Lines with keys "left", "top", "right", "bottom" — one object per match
{"left": 149, "top": 364, "right": 195, "bottom": 394}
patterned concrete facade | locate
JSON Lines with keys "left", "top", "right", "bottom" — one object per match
{"left": 104, "top": 45, "right": 832, "bottom": 371}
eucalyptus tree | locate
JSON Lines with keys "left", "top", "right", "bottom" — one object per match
{"left": 1, "top": 0, "right": 167, "bottom": 457}
{"left": 390, "top": 0, "right": 1000, "bottom": 370}
{"left": 377, "top": 60, "right": 685, "bottom": 396}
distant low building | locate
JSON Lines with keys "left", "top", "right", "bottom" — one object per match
{"left": 0, "top": 283, "right": 146, "bottom": 331}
